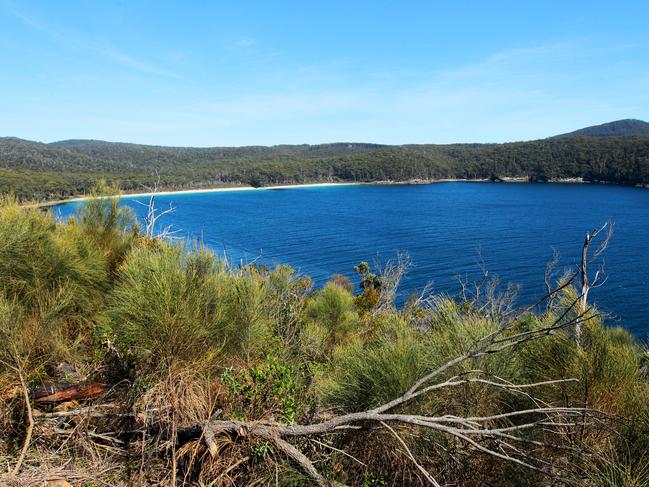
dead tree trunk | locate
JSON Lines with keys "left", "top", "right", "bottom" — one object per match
{"left": 578, "top": 222, "right": 612, "bottom": 345}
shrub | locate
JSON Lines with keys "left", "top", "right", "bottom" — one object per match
{"left": 318, "top": 299, "right": 524, "bottom": 415}
{"left": 0, "top": 198, "right": 108, "bottom": 371}
{"left": 216, "top": 269, "right": 273, "bottom": 360}
{"left": 75, "top": 180, "right": 139, "bottom": 272}
{"left": 258, "top": 265, "right": 311, "bottom": 352}
{"left": 108, "top": 245, "right": 227, "bottom": 367}
{"left": 353, "top": 286, "right": 380, "bottom": 313}
{"left": 0, "top": 198, "right": 106, "bottom": 309}
{"left": 108, "top": 245, "right": 275, "bottom": 370}
{"left": 221, "top": 355, "right": 304, "bottom": 423}
{"left": 304, "top": 282, "right": 358, "bottom": 353}
{"left": 317, "top": 313, "right": 424, "bottom": 411}
{"left": 521, "top": 312, "right": 645, "bottom": 417}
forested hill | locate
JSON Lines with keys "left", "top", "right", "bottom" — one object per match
{"left": 554, "top": 119, "right": 649, "bottom": 137}
{"left": 2, "top": 132, "right": 649, "bottom": 201}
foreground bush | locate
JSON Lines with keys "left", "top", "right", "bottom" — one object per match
{"left": 0, "top": 194, "right": 647, "bottom": 486}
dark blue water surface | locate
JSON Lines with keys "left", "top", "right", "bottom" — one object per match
{"left": 54, "top": 183, "right": 649, "bottom": 338}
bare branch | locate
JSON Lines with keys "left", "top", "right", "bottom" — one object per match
{"left": 12, "top": 359, "right": 34, "bottom": 476}
{"left": 578, "top": 220, "right": 613, "bottom": 344}
{"left": 544, "top": 249, "right": 560, "bottom": 311}
{"left": 380, "top": 421, "right": 440, "bottom": 487}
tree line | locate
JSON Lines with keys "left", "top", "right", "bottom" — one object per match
{"left": 1, "top": 135, "right": 649, "bottom": 200}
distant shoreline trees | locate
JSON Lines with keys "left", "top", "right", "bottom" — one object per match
{"left": 2, "top": 135, "right": 649, "bottom": 201}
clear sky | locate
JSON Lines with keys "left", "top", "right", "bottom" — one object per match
{"left": 1, "top": 1, "right": 648, "bottom": 146}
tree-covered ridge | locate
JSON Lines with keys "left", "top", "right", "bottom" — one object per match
{"left": 2, "top": 132, "right": 649, "bottom": 200}
{"left": 554, "top": 118, "right": 649, "bottom": 138}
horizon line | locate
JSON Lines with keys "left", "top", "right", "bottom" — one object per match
{"left": 2, "top": 117, "right": 648, "bottom": 149}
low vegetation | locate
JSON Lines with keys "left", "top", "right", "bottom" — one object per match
{"left": 0, "top": 189, "right": 647, "bottom": 486}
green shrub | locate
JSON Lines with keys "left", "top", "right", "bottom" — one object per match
{"left": 0, "top": 198, "right": 108, "bottom": 341}
{"left": 521, "top": 313, "right": 645, "bottom": 416}
{"left": 304, "top": 282, "right": 358, "bottom": 353}
{"left": 217, "top": 269, "right": 273, "bottom": 360}
{"left": 318, "top": 299, "right": 525, "bottom": 415}
{"left": 108, "top": 245, "right": 226, "bottom": 367}
{"left": 75, "top": 180, "right": 139, "bottom": 272}
{"left": 265, "top": 265, "right": 312, "bottom": 351}
{"left": 108, "top": 245, "right": 275, "bottom": 369}
{"left": 0, "top": 221, "right": 108, "bottom": 389}
{"left": 317, "top": 313, "right": 424, "bottom": 410}
{"left": 221, "top": 355, "right": 304, "bottom": 423}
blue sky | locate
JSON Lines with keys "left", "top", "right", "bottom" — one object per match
{"left": 1, "top": 1, "right": 648, "bottom": 146}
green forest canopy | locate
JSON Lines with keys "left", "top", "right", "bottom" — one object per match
{"left": 2, "top": 131, "right": 649, "bottom": 201}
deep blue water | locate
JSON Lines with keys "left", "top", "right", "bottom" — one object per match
{"left": 54, "top": 183, "right": 649, "bottom": 338}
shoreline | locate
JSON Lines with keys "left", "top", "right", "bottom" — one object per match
{"left": 36, "top": 182, "right": 366, "bottom": 208}
{"left": 33, "top": 176, "right": 643, "bottom": 209}
{"left": 36, "top": 179, "right": 497, "bottom": 208}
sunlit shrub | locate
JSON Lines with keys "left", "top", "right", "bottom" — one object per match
{"left": 108, "top": 245, "right": 226, "bottom": 367}
{"left": 220, "top": 355, "right": 304, "bottom": 424}
{"left": 521, "top": 311, "right": 644, "bottom": 417}
{"left": 108, "top": 244, "right": 277, "bottom": 370}
{"left": 353, "top": 286, "right": 380, "bottom": 314}
{"left": 75, "top": 180, "right": 139, "bottom": 272}
{"left": 217, "top": 270, "right": 273, "bottom": 360}
{"left": 318, "top": 299, "right": 524, "bottom": 415}
{"left": 316, "top": 313, "right": 425, "bottom": 411}
{"left": 0, "top": 198, "right": 108, "bottom": 362}
{"left": 265, "top": 265, "right": 312, "bottom": 351}
{"left": 304, "top": 282, "right": 358, "bottom": 353}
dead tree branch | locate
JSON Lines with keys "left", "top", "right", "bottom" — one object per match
{"left": 11, "top": 355, "right": 34, "bottom": 476}
{"left": 578, "top": 221, "right": 613, "bottom": 344}
{"left": 375, "top": 252, "right": 412, "bottom": 312}
{"left": 136, "top": 175, "right": 180, "bottom": 240}
{"left": 165, "top": 292, "right": 597, "bottom": 486}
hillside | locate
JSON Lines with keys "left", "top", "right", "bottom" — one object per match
{"left": 555, "top": 118, "right": 649, "bottom": 137}
{"left": 2, "top": 129, "right": 649, "bottom": 201}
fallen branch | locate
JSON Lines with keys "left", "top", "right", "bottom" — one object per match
{"left": 34, "top": 404, "right": 123, "bottom": 419}
{"left": 31, "top": 382, "right": 109, "bottom": 403}
{"left": 202, "top": 408, "right": 223, "bottom": 457}
{"left": 166, "top": 295, "right": 597, "bottom": 485}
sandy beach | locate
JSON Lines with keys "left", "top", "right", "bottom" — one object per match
{"left": 35, "top": 177, "right": 599, "bottom": 208}
{"left": 37, "top": 182, "right": 366, "bottom": 208}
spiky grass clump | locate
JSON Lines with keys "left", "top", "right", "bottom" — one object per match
{"left": 521, "top": 312, "right": 645, "bottom": 418}
{"left": 304, "top": 282, "right": 358, "bottom": 352}
{"left": 573, "top": 451, "right": 649, "bottom": 487}
{"left": 264, "top": 265, "right": 312, "bottom": 351}
{"left": 75, "top": 180, "right": 138, "bottom": 273}
{"left": 0, "top": 198, "right": 108, "bottom": 379}
{"left": 317, "top": 298, "right": 523, "bottom": 415}
{"left": 0, "top": 197, "right": 108, "bottom": 312}
{"left": 107, "top": 245, "right": 227, "bottom": 367}
{"left": 317, "top": 313, "right": 424, "bottom": 411}
{"left": 108, "top": 243, "right": 278, "bottom": 371}
{"left": 216, "top": 269, "right": 274, "bottom": 360}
